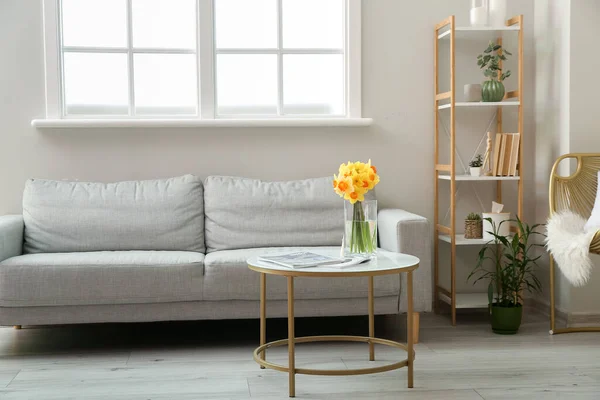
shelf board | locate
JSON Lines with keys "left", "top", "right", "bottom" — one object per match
{"left": 438, "top": 174, "right": 520, "bottom": 181}
{"left": 438, "top": 234, "right": 492, "bottom": 245}
{"left": 438, "top": 26, "right": 520, "bottom": 40}
{"left": 439, "top": 292, "right": 489, "bottom": 309}
{"left": 438, "top": 101, "right": 520, "bottom": 110}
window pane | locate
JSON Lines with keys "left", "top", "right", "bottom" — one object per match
{"left": 132, "top": 0, "right": 196, "bottom": 49}
{"left": 63, "top": 53, "right": 129, "bottom": 115}
{"left": 283, "top": 54, "right": 344, "bottom": 115}
{"left": 134, "top": 54, "right": 197, "bottom": 115}
{"left": 61, "top": 0, "right": 127, "bottom": 48}
{"left": 215, "top": 0, "right": 277, "bottom": 49}
{"left": 217, "top": 55, "right": 277, "bottom": 115}
{"left": 283, "top": 0, "right": 344, "bottom": 49}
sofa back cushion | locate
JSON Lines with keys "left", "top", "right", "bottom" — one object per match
{"left": 23, "top": 175, "right": 205, "bottom": 254}
{"left": 204, "top": 176, "right": 352, "bottom": 252}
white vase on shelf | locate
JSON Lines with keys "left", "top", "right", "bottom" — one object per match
{"left": 489, "top": 0, "right": 507, "bottom": 28}
{"left": 470, "top": 0, "right": 489, "bottom": 27}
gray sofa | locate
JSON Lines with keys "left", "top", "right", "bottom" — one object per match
{"left": 0, "top": 175, "right": 431, "bottom": 326}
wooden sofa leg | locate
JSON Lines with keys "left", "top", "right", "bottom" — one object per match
{"left": 412, "top": 313, "right": 420, "bottom": 344}
{"left": 14, "top": 325, "right": 21, "bottom": 330}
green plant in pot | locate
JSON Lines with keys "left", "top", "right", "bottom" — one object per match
{"left": 477, "top": 41, "right": 512, "bottom": 102}
{"left": 469, "top": 217, "right": 544, "bottom": 334}
{"left": 469, "top": 154, "right": 483, "bottom": 176}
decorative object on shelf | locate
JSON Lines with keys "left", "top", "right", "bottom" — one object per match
{"left": 464, "top": 84, "right": 482, "bottom": 102}
{"left": 482, "top": 132, "right": 493, "bottom": 175}
{"left": 477, "top": 41, "right": 512, "bottom": 102}
{"left": 482, "top": 201, "right": 510, "bottom": 240}
{"left": 489, "top": 0, "right": 508, "bottom": 28}
{"left": 464, "top": 213, "right": 483, "bottom": 239}
{"left": 470, "top": 216, "right": 544, "bottom": 334}
{"left": 333, "top": 160, "right": 380, "bottom": 258}
{"left": 470, "top": 0, "right": 489, "bottom": 27}
{"left": 469, "top": 154, "right": 483, "bottom": 176}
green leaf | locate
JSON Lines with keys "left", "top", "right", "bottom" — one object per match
{"left": 504, "top": 50, "right": 512, "bottom": 56}
{"left": 493, "top": 45, "right": 502, "bottom": 51}
{"left": 484, "top": 48, "right": 492, "bottom": 54}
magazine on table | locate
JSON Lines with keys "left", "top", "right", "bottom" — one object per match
{"left": 258, "top": 251, "right": 370, "bottom": 269}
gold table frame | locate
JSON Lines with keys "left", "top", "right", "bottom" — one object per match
{"left": 248, "top": 260, "right": 419, "bottom": 398}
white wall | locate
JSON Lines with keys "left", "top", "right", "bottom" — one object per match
{"left": 533, "top": 0, "right": 571, "bottom": 311}
{"left": 565, "top": 0, "right": 600, "bottom": 315}
{"left": 0, "top": 1, "right": 536, "bottom": 293}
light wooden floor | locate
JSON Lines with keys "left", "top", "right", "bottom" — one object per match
{"left": 0, "top": 311, "right": 599, "bottom": 399}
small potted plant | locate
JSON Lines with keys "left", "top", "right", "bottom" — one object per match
{"left": 477, "top": 40, "right": 512, "bottom": 102}
{"left": 469, "top": 217, "right": 544, "bottom": 334}
{"left": 469, "top": 155, "right": 483, "bottom": 176}
{"left": 464, "top": 212, "right": 482, "bottom": 239}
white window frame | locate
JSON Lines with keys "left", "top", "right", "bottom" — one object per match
{"left": 36, "top": 0, "right": 369, "bottom": 128}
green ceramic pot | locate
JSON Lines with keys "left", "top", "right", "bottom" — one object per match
{"left": 482, "top": 80, "right": 506, "bottom": 102}
{"left": 490, "top": 304, "right": 523, "bottom": 335}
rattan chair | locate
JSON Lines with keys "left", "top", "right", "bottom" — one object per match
{"left": 549, "top": 153, "right": 600, "bottom": 334}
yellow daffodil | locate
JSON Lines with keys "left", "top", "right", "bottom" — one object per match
{"left": 332, "top": 160, "right": 380, "bottom": 204}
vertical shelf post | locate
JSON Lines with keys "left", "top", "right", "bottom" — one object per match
{"left": 496, "top": 36, "right": 503, "bottom": 204}
{"left": 449, "top": 15, "right": 457, "bottom": 326}
{"left": 517, "top": 15, "right": 524, "bottom": 219}
{"left": 433, "top": 16, "right": 453, "bottom": 316}
{"left": 433, "top": 20, "right": 440, "bottom": 313}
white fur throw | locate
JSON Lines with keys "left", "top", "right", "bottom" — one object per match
{"left": 546, "top": 210, "right": 597, "bottom": 287}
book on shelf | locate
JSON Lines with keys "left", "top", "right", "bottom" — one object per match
{"left": 492, "top": 132, "right": 502, "bottom": 176}
{"left": 508, "top": 134, "right": 520, "bottom": 176}
{"left": 497, "top": 134, "right": 507, "bottom": 176}
{"left": 501, "top": 134, "right": 513, "bottom": 176}
{"left": 493, "top": 133, "right": 521, "bottom": 177}
{"left": 258, "top": 252, "right": 369, "bottom": 269}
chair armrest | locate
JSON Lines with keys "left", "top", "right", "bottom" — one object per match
{"left": 378, "top": 209, "right": 432, "bottom": 313}
{"left": 0, "top": 215, "right": 24, "bottom": 263}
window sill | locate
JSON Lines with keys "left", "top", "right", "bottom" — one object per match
{"left": 31, "top": 118, "right": 373, "bottom": 129}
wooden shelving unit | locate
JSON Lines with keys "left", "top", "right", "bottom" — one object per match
{"left": 433, "top": 15, "right": 524, "bottom": 325}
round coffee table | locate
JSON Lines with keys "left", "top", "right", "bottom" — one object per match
{"left": 247, "top": 251, "right": 419, "bottom": 398}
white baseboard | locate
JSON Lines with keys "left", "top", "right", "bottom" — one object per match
{"left": 527, "top": 296, "right": 600, "bottom": 327}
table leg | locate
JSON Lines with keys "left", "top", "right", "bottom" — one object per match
{"left": 287, "top": 276, "right": 295, "bottom": 398}
{"left": 407, "top": 271, "right": 414, "bottom": 389}
{"left": 368, "top": 276, "right": 375, "bottom": 361}
{"left": 260, "top": 273, "right": 266, "bottom": 369}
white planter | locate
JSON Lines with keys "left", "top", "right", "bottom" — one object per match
{"left": 464, "top": 84, "right": 482, "bottom": 102}
{"left": 482, "top": 212, "right": 511, "bottom": 241}
{"left": 470, "top": 167, "right": 482, "bottom": 176}
{"left": 489, "top": 0, "right": 507, "bottom": 27}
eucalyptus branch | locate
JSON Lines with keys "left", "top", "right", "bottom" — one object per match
{"left": 477, "top": 41, "right": 512, "bottom": 82}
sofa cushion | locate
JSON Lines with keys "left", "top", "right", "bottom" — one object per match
{"left": 204, "top": 176, "right": 348, "bottom": 252}
{"left": 0, "top": 251, "right": 204, "bottom": 307}
{"left": 23, "top": 175, "right": 205, "bottom": 253}
{"left": 203, "top": 247, "right": 400, "bottom": 301}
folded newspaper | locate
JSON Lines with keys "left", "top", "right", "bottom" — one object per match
{"left": 258, "top": 251, "right": 369, "bottom": 269}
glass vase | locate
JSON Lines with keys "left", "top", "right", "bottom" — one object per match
{"left": 343, "top": 200, "right": 377, "bottom": 259}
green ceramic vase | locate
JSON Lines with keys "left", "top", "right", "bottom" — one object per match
{"left": 490, "top": 304, "right": 523, "bottom": 335}
{"left": 481, "top": 80, "right": 506, "bottom": 102}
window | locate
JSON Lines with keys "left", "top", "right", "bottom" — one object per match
{"left": 41, "top": 0, "right": 363, "bottom": 123}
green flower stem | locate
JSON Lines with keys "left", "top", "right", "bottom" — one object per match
{"left": 350, "top": 201, "right": 375, "bottom": 254}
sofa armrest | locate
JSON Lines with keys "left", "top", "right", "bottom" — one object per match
{"left": 378, "top": 209, "right": 432, "bottom": 313}
{"left": 0, "top": 215, "right": 24, "bottom": 263}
